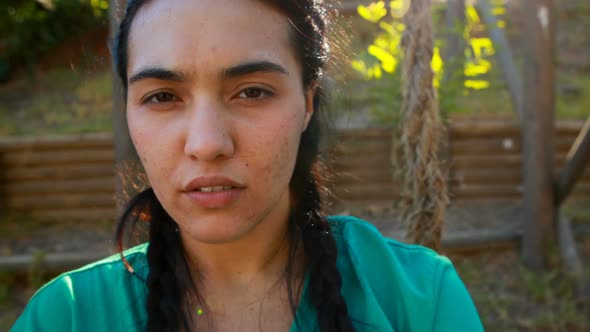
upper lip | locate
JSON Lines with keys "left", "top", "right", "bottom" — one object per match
{"left": 182, "top": 176, "right": 245, "bottom": 192}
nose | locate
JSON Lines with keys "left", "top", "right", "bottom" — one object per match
{"left": 183, "top": 99, "right": 234, "bottom": 161}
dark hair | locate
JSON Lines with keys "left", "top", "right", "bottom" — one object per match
{"left": 114, "top": 1, "right": 354, "bottom": 331}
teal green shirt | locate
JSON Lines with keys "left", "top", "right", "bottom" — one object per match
{"left": 12, "top": 216, "right": 484, "bottom": 331}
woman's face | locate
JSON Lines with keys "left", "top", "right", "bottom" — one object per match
{"left": 126, "top": 0, "right": 314, "bottom": 243}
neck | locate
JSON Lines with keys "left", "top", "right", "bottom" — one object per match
{"left": 180, "top": 194, "right": 295, "bottom": 290}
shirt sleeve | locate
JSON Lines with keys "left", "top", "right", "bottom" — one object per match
{"left": 11, "top": 276, "right": 75, "bottom": 332}
{"left": 431, "top": 260, "right": 485, "bottom": 332}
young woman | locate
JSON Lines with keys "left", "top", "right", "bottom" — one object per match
{"left": 12, "top": 0, "right": 484, "bottom": 331}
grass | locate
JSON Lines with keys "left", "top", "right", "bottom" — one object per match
{"left": 453, "top": 242, "right": 590, "bottom": 331}
{"left": 0, "top": 66, "right": 112, "bottom": 136}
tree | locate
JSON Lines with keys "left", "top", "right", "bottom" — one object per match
{"left": 109, "top": 0, "right": 143, "bottom": 212}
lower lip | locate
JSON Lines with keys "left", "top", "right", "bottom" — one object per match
{"left": 183, "top": 188, "right": 243, "bottom": 209}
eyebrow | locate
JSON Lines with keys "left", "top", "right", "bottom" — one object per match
{"left": 128, "top": 67, "right": 186, "bottom": 85}
{"left": 222, "top": 61, "right": 289, "bottom": 79}
{"left": 128, "top": 61, "right": 288, "bottom": 85}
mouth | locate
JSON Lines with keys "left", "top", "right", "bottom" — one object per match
{"left": 194, "top": 186, "right": 235, "bottom": 192}
{"left": 182, "top": 176, "right": 245, "bottom": 208}
{"left": 182, "top": 176, "right": 245, "bottom": 192}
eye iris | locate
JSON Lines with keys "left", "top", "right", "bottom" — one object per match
{"left": 155, "top": 93, "right": 174, "bottom": 102}
{"left": 244, "top": 88, "right": 262, "bottom": 98}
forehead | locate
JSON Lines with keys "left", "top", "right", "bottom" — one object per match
{"left": 127, "top": 0, "right": 297, "bottom": 76}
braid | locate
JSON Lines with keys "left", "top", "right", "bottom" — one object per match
{"left": 144, "top": 189, "right": 191, "bottom": 332}
{"left": 290, "top": 160, "right": 355, "bottom": 332}
{"left": 116, "top": 188, "right": 193, "bottom": 331}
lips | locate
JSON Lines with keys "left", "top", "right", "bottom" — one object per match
{"left": 182, "top": 176, "right": 245, "bottom": 192}
{"left": 182, "top": 176, "right": 245, "bottom": 208}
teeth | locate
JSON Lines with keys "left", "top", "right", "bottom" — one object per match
{"left": 198, "top": 186, "right": 233, "bottom": 192}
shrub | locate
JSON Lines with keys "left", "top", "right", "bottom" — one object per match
{"left": 0, "top": 0, "right": 109, "bottom": 81}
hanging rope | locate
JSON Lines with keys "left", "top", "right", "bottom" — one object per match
{"left": 394, "top": 0, "right": 449, "bottom": 251}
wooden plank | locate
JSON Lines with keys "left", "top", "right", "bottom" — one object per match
{"left": 556, "top": 116, "right": 590, "bottom": 205}
{"left": 332, "top": 175, "right": 394, "bottom": 185}
{"left": 0, "top": 132, "right": 113, "bottom": 152}
{"left": 3, "top": 178, "right": 115, "bottom": 194}
{"left": 331, "top": 128, "right": 391, "bottom": 139}
{"left": 451, "top": 169, "right": 523, "bottom": 184}
{"left": 451, "top": 168, "right": 590, "bottom": 185}
{"left": 451, "top": 154, "right": 567, "bottom": 169}
{"left": 0, "top": 252, "right": 113, "bottom": 273}
{"left": 449, "top": 184, "right": 523, "bottom": 198}
{"left": 450, "top": 120, "right": 583, "bottom": 138}
{"left": 7, "top": 194, "right": 115, "bottom": 209}
{"left": 331, "top": 154, "right": 392, "bottom": 169}
{"left": 451, "top": 137, "right": 574, "bottom": 155}
{"left": 30, "top": 207, "right": 117, "bottom": 221}
{"left": 521, "top": 0, "right": 557, "bottom": 269}
{"left": 2, "top": 149, "right": 115, "bottom": 166}
{"left": 335, "top": 153, "right": 580, "bottom": 175}
{"left": 332, "top": 184, "right": 399, "bottom": 200}
{"left": 330, "top": 140, "right": 390, "bottom": 155}
{"left": 331, "top": 167, "right": 393, "bottom": 180}
{"left": 4, "top": 165, "right": 114, "bottom": 182}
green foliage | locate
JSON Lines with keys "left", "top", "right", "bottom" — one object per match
{"left": 0, "top": 0, "right": 109, "bottom": 80}
{"left": 351, "top": 0, "right": 504, "bottom": 124}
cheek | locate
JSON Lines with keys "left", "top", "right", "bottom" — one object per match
{"left": 127, "top": 112, "right": 174, "bottom": 185}
{"left": 258, "top": 114, "right": 302, "bottom": 179}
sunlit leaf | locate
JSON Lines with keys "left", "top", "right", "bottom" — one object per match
{"left": 432, "top": 47, "right": 443, "bottom": 88}
{"left": 470, "top": 38, "right": 495, "bottom": 57}
{"left": 466, "top": 6, "right": 481, "bottom": 24}
{"left": 492, "top": 7, "right": 506, "bottom": 16}
{"left": 465, "top": 60, "right": 491, "bottom": 77}
{"left": 390, "top": 0, "right": 410, "bottom": 18}
{"left": 379, "top": 21, "right": 395, "bottom": 36}
{"left": 465, "top": 80, "right": 490, "bottom": 89}
{"left": 351, "top": 60, "right": 367, "bottom": 74}
{"left": 431, "top": 47, "right": 443, "bottom": 74}
{"left": 357, "top": 2, "right": 387, "bottom": 23}
{"left": 369, "top": 45, "right": 397, "bottom": 73}
{"left": 374, "top": 35, "right": 390, "bottom": 49}
{"left": 371, "top": 64, "right": 383, "bottom": 79}
{"left": 37, "top": 0, "right": 55, "bottom": 10}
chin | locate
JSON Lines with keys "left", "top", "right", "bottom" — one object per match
{"left": 179, "top": 214, "right": 260, "bottom": 244}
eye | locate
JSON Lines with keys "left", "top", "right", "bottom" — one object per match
{"left": 145, "top": 92, "right": 179, "bottom": 104}
{"left": 237, "top": 87, "right": 272, "bottom": 100}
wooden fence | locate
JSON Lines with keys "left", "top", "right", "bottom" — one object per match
{"left": 330, "top": 120, "right": 590, "bottom": 205}
{"left": 1, "top": 120, "right": 588, "bottom": 222}
{"left": 0, "top": 133, "right": 116, "bottom": 221}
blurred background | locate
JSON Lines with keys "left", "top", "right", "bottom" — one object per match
{"left": 0, "top": 0, "right": 588, "bottom": 330}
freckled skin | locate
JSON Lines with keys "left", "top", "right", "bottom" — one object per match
{"left": 125, "top": 0, "right": 314, "bottom": 246}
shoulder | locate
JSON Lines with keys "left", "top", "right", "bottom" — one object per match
{"left": 327, "top": 215, "right": 483, "bottom": 332}
{"left": 35, "top": 243, "right": 149, "bottom": 295}
{"left": 11, "top": 244, "right": 149, "bottom": 332}
{"left": 328, "top": 215, "right": 445, "bottom": 277}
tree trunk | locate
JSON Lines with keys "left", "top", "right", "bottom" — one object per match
{"left": 521, "top": 0, "right": 556, "bottom": 269}
{"left": 109, "top": 0, "right": 144, "bottom": 214}
{"left": 444, "top": 0, "right": 465, "bottom": 81}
